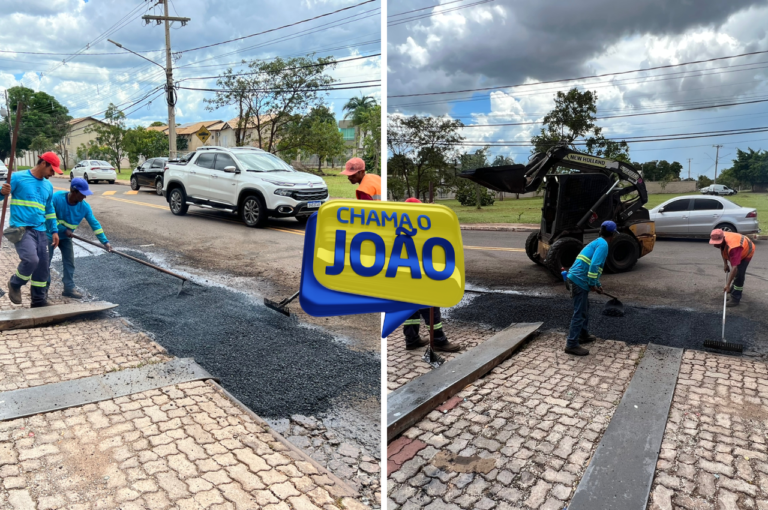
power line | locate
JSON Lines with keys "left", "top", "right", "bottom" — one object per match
{"left": 388, "top": 0, "right": 494, "bottom": 27}
{"left": 388, "top": 0, "right": 466, "bottom": 17}
{"left": 388, "top": 48, "right": 768, "bottom": 98}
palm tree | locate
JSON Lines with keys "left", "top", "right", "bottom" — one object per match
{"left": 342, "top": 95, "right": 377, "bottom": 152}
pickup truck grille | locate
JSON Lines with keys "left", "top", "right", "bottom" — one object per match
{"left": 291, "top": 188, "right": 328, "bottom": 201}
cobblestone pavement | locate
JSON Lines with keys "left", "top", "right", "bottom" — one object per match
{"left": 269, "top": 415, "right": 381, "bottom": 505}
{"left": 386, "top": 331, "right": 644, "bottom": 509}
{"left": 387, "top": 323, "right": 499, "bottom": 392}
{"left": 0, "top": 243, "right": 70, "bottom": 312}
{"left": 647, "top": 351, "right": 768, "bottom": 510}
{"left": 0, "top": 319, "right": 169, "bottom": 391}
{"left": 0, "top": 250, "right": 373, "bottom": 509}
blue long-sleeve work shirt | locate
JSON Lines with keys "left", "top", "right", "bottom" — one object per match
{"left": 567, "top": 237, "right": 609, "bottom": 291}
{"left": 47, "top": 191, "right": 108, "bottom": 244}
{"left": 3, "top": 170, "right": 57, "bottom": 232}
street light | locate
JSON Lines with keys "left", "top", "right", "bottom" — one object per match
{"left": 107, "top": 38, "right": 177, "bottom": 159}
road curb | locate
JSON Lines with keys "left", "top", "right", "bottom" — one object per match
{"left": 460, "top": 224, "right": 538, "bottom": 232}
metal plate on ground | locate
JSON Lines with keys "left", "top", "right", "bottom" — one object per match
{"left": 387, "top": 322, "right": 541, "bottom": 442}
{"left": 569, "top": 343, "right": 683, "bottom": 510}
{"left": 0, "top": 301, "right": 118, "bottom": 331}
{"left": 0, "top": 358, "right": 215, "bottom": 421}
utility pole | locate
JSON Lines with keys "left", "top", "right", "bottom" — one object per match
{"left": 142, "top": 1, "right": 189, "bottom": 160}
{"left": 712, "top": 145, "right": 723, "bottom": 183}
{"left": 687, "top": 158, "right": 692, "bottom": 180}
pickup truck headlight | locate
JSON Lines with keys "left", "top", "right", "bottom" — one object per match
{"left": 274, "top": 189, "right": 293, "bottom": 197}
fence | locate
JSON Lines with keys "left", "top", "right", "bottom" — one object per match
{"left": 644, "top": 181, "right": 697, "bottom": 194}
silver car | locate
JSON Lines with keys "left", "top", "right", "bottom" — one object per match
{"left": 0, "top": 160, "right": 7, "bottom": 181}
{"left": 649, "top": 196, "right": 759, "bottom": 237}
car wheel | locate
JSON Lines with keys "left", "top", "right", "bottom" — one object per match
{"left": 524, "top": 230, "right": 544, "bottom": 265}
{"left": 108, "top": 180, "right": 115, "bottom": 184}
{"left": 69, "top": 173, "right": 73, "bottom": 182}
{"left": 130, "top": 177, "right": 140, "bottom": 190}
{"left": 169, "top": 188, "right": 188, "bottom": 216}
{"left": 544, "top": 237, "right": 583, "bottom": 277}
{"left": 155, "top": 178, "right": 164, "bottom": 196}
{"left": 715, "top": 223, "right": 737, "bottom": 233}
{"left": 606, "top": 233, "right": 640, "bottom": 273}
{"left": 240, "top": 195, "right": 267, "bottom": 228}
{"left": 83, "top": 173, "right": 91, "bottom": 184}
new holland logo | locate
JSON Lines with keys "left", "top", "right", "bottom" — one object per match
{"left": 564, "top": 153, "right": 607, "bottom": 167}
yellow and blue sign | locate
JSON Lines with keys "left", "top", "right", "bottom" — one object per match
{"left": 299, "top": 200, "right": 465, "bottom": 337}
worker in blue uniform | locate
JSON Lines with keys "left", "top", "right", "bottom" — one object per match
{"left": 564, "top": 220, "right": 616, "bottom": 356}
{"left": 1, "top": 152, "right": 61, "bottom": 307}
{"left": 46, "top": 178, "right": 112, "bottom": 299}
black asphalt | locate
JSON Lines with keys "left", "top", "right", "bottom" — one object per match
{"left": 57, "top": 253, "right": 380, "bottom": 419}
{"left": 449, "top": 292, "right": 767, "bottom": 354}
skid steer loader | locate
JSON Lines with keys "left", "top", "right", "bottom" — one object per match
{"left": 460, "top": 146, "right": 656, "bottom": 277}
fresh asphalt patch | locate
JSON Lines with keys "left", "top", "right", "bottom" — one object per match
{"left": 55, "top": 253, "right": 380, "bottom": 420}
{"left": 449, "top": 292, "right": 767, "bottom": 354}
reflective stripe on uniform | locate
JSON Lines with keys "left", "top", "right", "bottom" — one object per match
{"left": 10, "top": 199, "right": 45, "bottom": 211}
{"left": 30, "top": 280, "right": 47, "bottom": 287}
{"left": 93, "top": 228, "right": 104, "bottom": 235}
{"left": 371, "top": 194, "right": 381, "bottom": 200}
{"left": 576, "top": 255, "right": 591, "bottom": 265}
{"left": 733, "top": 285, "right": 744, "bottom": 291}
{"left": 45, "top": 213, "right": 56, "bottom": 220}
{"left": 403, "top": 319, "right": 421, "bottom": 325}
{"left": 433, "top": 322, "right": 443, "bottom": 329}
{"left": 58, "top": 219, "right": 78, "bottom": 229}
{"left": 15, "top": 270, "right": 31, "bottom": 281}
{"left": 587, "top": 272, "right": 598, "bottom": 278}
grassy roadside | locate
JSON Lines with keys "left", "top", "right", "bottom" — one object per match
{"left": 322, "top": 174, "right": 356, "bottom": 199}
{"left": 439, "top": 191, "right": 768, "bottom": 231}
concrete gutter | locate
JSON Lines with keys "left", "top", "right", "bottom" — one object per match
{"left": 460, "top": 223, "right": 538, "bottom": 232}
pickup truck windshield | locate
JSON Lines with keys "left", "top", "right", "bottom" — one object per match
{"left": 234, "top": 152, "right": 294, "bottom": 172}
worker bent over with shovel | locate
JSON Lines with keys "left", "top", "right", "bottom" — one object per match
{"left": 46, "top": 178, "right": 112, "bottom": 299}
{"left": 1, "top": 153, "right": 61, "bottom": 307}
{"left": 710, "top": 229, "right": 755, "bottom": 307}
{"left": 564, "top": 221, "right": 616, "bottom": 356}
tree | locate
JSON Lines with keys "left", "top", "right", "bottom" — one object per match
{"left": 86, "top": 104, "right": 127, "bottom": 172}
{"left": 277, "top": 106, "right": 345, "bottom": 171}
{"left": 29, "top": 134, "right": 54, "bottom": 154}
{"left": 205, "top": 55, "right": 337, "bottom": 153}
{"left": 124, "top": 127, "right": 170, "bottom": 167}
{"left": 531, "top": 88, "right": 629, "bottom": 161}
{"left": 149, "top": 121, "right": 166, "bottom": 127}
{"left": 697, "top": 175, "right": 713, "bottom": 189}
{"left": 387, "top": 115, "right": 465, "bottom": 200}
{"left": 455, "top": 148, "right": 495, "bottom": 207}
{"left": 76, "top": 140, "right": 109, "bottom": 162}
{"left": 343, "top": 95, "right": 377, "bottom": 125}
{"left": 631, "top": 160, "right": 683, "bottom": 181}
{"left": 359, "top": 105, "right": 381, "bottom": 174}
{"left": 0, "top": 86, "right": 71, "bottom": 162}
{"left": 730, "top": 148, "right": 768, "bottom": 188}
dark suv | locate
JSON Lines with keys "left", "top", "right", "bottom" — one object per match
{"left": 131, "top": 157, "right": 169, "bottom": 195}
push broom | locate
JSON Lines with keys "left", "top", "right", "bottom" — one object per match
{"left": 703, "top": 272, "right": 743, "bottom": 353}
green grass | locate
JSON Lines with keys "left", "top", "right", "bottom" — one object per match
{"left": 322, "top": 174, "right": 356, "bottom": 199}
{"left": 440, "top": 191, "right": 768, "bottom": 231}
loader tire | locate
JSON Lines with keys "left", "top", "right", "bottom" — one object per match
{"left": 606, "top": 233, "right": 639, "bottom": 273}
{"left": 525, "top": 231, "right": 543, "bottom": 265}
{"left": 544, "top": 237, "right": 583, "bottom": 277}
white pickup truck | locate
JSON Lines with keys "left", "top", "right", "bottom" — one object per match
{"left": 163, "top": 146, "right": 329, "bottom": 228}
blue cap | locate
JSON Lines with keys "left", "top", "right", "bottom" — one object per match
{"left": 602, "top": 220, "right": 617, "bottom": 233}
{"left": 71, "top": 177, "right": 93, "bottom": 196}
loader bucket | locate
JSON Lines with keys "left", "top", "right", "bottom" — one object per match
{"left": 458, "top": 164, "right": 529, "bottom": 194}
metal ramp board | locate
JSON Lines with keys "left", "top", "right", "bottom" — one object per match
{"left": 0, "top": 301, "right": 118, "bottom": 331}
{"left": 568, "top": 343, "right": 683, "bottom": 510}
{"left": 0, "top": 358, "right": 215, "bottom": 421}
{"left": 387, "top": 322, "right": 541, "bottom": 442}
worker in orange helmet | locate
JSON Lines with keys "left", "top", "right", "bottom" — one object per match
{"left": 340, "top": 157, "right": 381, "bottom": 200}
{"left": 401, "top": 197, "right": 461, "bottom": 352}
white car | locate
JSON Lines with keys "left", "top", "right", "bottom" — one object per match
{"left": 700, "top": 184, "right": 737, "bottom": 196}
{"left": 71, "top": 160, "right": 117, "bottom": 184}
{"left": 0, "top": 160, "right": 7, "bottom": 181}
{"left": 163, "top": 146, "right": 329, "bottom": 228}
{"left": 649, "top": 196, "right": 759, "bottom": 237}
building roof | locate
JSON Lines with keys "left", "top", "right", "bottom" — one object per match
{"left": 173, "top": 120, "right": 223, "bottom": 136}
{"left": 68, "top": 116, "right": 104, "bottom": 126}
{"left": 147, "top": 125, "right": 168, "bottom": 133}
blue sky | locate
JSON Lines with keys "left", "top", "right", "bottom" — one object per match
{"left": 0, "top": 0, "right": 381, "bottom": 129}
{"left": 387, "top": 0, "right": 768, "bottom": 180}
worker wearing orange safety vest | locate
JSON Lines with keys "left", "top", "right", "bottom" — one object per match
{"left": 709, "top": 229, "right": 755, "bottom": 307}
{"left": 340, "top": 157, "right": 381, "bottom": 200}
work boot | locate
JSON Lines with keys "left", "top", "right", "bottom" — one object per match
{"left": 434, "top": 341, "right": 462, "bottom": 353}
{"left": 726, "top": 298, "right": 740, "bottom": 308}
{"left": 7, "top": 278, "right": 21, "bottom": 304}
{"left": 565, "top": 346, "right": 590, "bottom": 356}
{"left": 31, "top": 300, "right": 50, "bottom": 308}
{"left": 579, "top": 332, "right": 597, "bottom": 344}
{"left": 62, "top": 289, "right": 83, "bottom": 299}
{"left": 405, "top": 338, "right": 429, "bottom": 350}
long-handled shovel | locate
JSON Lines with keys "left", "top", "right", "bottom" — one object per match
{"left": 600, "top": 291, "right": 625, "bottom": 317}
{"left": 422, "top": 307, "right": 445, "bottom": 368}
{"left": 70, "top": 233, "right": 192, "bottom": 296}
{"left": 703, "top": 272, "right": 743, "bottom": 353}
